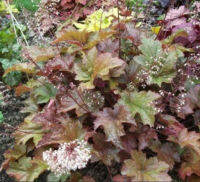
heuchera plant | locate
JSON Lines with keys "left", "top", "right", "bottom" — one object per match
{"left": 1, "top": 1, "right": 200, "bottom": 181}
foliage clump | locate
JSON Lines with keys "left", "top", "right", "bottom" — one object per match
{"left": 1, "top": 1, "right": 200, "bottom": 182}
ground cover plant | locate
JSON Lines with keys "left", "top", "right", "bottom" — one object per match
{"left": 0, "top": 0, "right": 200, "bottom": 181}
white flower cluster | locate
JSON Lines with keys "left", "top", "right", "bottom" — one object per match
{"left": 43, "top": 139, "right": 91, "bottom": 176}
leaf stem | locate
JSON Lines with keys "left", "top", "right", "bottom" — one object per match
{"left": 117, "top": 0, "right": 121, "bottom": 58}
{"left": 66, "top": 91, "right": 89, "bottom": 113}
{"left": 4, "top": 1, "right": 29, "bottom": 46}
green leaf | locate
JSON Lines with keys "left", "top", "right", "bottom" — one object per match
{"left": 185, "top": 77, "right": 200, "bottom": 91}
{"left": 47, "top": 172, "right": 70, "bottom": 182}
{"left": 133, "top": 37, "right": 177, "bottom": 86}
{"left": 6, "top": 157, "right": 48, "bottom": 182}
{"left": 0, "top": 92, "right": 3, "bottom": 104}
{"left": 3, "top": 71, "right": 22, "bottom": 87}
{"left": 0, "top": 58, "right": 18, "bottom": 70}
{"left": 13, "top": 0, "right": 41, "bottom": 12}
{"left": 150, "top": 51, "right": 177, "bottom": 86}
{"left": 0, "top": 111, "right": 4, "bottom": 123}
{"left": 119, "top": 90, "right": 160, "bottom": 127}
{"left": 0, "top": 28, "right": 15, "bottom": 46}
{"left": 33, "top": 83, "right": 57, "bottom": 104}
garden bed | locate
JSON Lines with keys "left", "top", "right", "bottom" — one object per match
{"left": 0, "top": 0, "right": 200, "bottom": 182}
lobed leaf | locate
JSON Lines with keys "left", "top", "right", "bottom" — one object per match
{"left": 119, "top": 90, "right": 160, "bottom": 127}
{"left": 165, "top": 5, "right": 189, "bottom": 21}
{"left": 52, "top": 30, "right": 91, "bottom": 44}
{"left": 13, "top": 114, "right": 44, "bottom": 146}
{"left": 168, "top": 128, "right": 200, "bottom": 156}
{"left": 92, "top": 133, "right": 120, "bottom": 166}
{"left": 133, "top": 37, "right": 177, "bottom": 86}
{"left": 75, "top": 47, "right": 126, "bottom": 89}
{"left": 6, "top": 157, "right": 48, "bottom": 182}
{"left": 179, "top": 148, "right": 200, "bottom": 180}
{"left": 37, "top": 120, "right": 85, "bottom": 148}
{"left": 137, "top": 125, "right": 157, "bottom": 150}
{"left": 73, "top": 8, "right": 117, "bottom": 32}
{"left": 150, "top": 141, "right": 180, "bottom": 170}
{"left": 33, "top": 83, "right": 57, "bottom": 104}
{"left": 94, "top": 105, "right": 135, "bottom": 148}
{"left": 57, "top": 87, "right": 88, "bottom": 116}
{"left": 121, "top": 150, "right": 171, "bottom": 181}
{"left": 83, "top": 30, "right": 115, "bottom": 50}
{"left": 23, "top": 46, "right": 60, "bottom": 62}
{"left": 4, "top": 63, "right": 36, "bottom": 76}
{"left": 0, "top": 145, "right": 26, "bottom": 171}
{"left": 21, "top": 97, "right": 39, "bottom": 114}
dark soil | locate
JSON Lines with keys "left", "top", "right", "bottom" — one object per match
{"left": 0, "top": 83, "right": 27, "bottom": 182}
{"left": 80, "top": 162, "right": 121, "bottom": 182}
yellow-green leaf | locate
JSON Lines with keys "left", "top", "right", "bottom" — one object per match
{"left": 151, "top": 26, "right": 161, "bottom": 35}
{"left": 121, "top": 150, "right": 171, "bottom": 181}
{"left": 4, "top": 63, "right": 36, "bottom": 76}
{"left": 6, "top": 157, "right": 48, "bottom": 182}
{"left": 75, "top": 47, "right": 126, "bottom": 89}
{"left": 14, "top": 114, "right": 44, "bottom": 146}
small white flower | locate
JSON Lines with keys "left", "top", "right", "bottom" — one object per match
{"left": 43, "top": 139, "right": 91, "bottom": 176}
